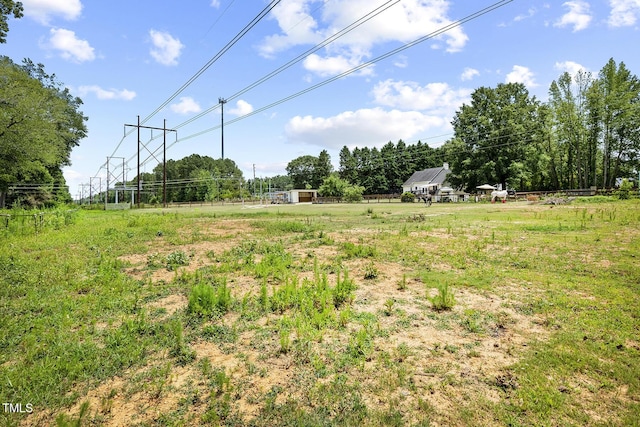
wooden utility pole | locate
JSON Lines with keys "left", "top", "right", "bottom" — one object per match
{"left": 219, "top": 98, "right": 227, "bottom": 160}
{"left": 125, "top": 116, "right": 176, "bottom": 208}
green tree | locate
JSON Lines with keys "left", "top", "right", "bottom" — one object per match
{"left": 448, "top": 83, "right": 543, "bottom": 192}
{"left": 313, "top": 149, "right": 333, "bottom": 188}
{"left": 0, "top": 57, "right": 87, "bottom": 208}
{"left": 318, "top": 173, "right": 348, "bottom": 197}
{"left": 549, "top": 70, "right": 596, "bottom": 189}
{"left": 343, "top": 184, "right": 365, "bottom": 202}
{"left": 339, "top": 145, "right": 357, "bottom": 184}
{"left": 597, "top": 58, "right": 640, "bottom": 188}
{"left": 286, "top": 155, "right": 318, "bottom": 189}
{"left": 0, "top": 0, "right": 23, "bottom": 43}
{"left": 266, "top": 174, "right": 292, "bottom": 191}
{"left": 144, "top": 155, "right": 244, "bottom": 203}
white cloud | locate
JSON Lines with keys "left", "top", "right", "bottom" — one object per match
{"left": 210, "top": 0, "right": 221, "bottom": 7}
{"left": 77, "top": 85, "right": 136, "bottom": 101}
{"left": 506, "top": 65, "right": 538, "bottom": 88}
{"left": 554, "top": 60, "right": 588, "bottom": 76}
{"left": 259, "top": 0, "right": 468, "bottom": 77}
{"left": 608, "top": 0, "right": 640, "bottom": 27}
{"left": 22, "top": 0, "right": 82, "bottom": 25}
{"left": 229, "top": 100, "right": 254, "bottom": 116}
{"left": 554, "top": 1, "right": 592, "bottom": 32}
{"left": 461, "top": 67, "right": 479, "bottom": 81}
{"left": 170, "top": 97, "right": 201, "bottom": 114}
{"left": 371, "top": 79, "right": 471, "bottom": 114}
{"left": 285, "top": 107, "right": 447, "bottom": 150}
{"left": 258, "top": 0, "right": 323, "bottom": 58}
{"left": 393, "top": 55, "right": 408, "bottom": 68}
{"left": 149, "top": 30, "right": 184, "bottom": 66}
{"left": 62, "top": 167, "right": 84, "bottom": 195}
{"left": 46, "top": 28, "right": 95, "bottom": 62}
{"left": 514, "top": 7, "right": 538, "bottom": 22}
{"left": 303, "top": 53, "right": 373, "bottom": 77}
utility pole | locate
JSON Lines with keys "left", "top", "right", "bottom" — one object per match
{"left": 125, "top": 116, "right": 176, "bottom": 208}
{"left": 219, "top": 97, "right": 227, "bottom": 160}
{"left": 163, "top": 119, "right": 168, "bottom": 208}
{"left": 253, "top": 163, "right": 256, "bottom": 199}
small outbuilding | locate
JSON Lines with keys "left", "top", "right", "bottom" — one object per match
{"left": 275, "top": 189, "right": 318, "bottom": 204}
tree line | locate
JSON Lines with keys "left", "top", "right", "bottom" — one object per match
{"left": 3, "top": 0, "right": 638, "bottom": 209}
{"left": 127, "top": 155, "right": 246, "bottom": 204}
{"left": 285, "top": 58, "right": 639, "bottom": 195}
{"left": 0, "top": 56, "right": 88, "bottom": 208}
{"left": 444, "top": 58, "right": 639, "bottom": 192}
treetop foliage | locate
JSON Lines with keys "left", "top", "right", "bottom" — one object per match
{"left": 0, "top": 0, "right": 23, "bottom": 44}
{"left": 0, "top": 56, "right": 88, "bottom": 208}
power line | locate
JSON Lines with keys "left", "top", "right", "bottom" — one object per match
{"left": 118, "top": 0, "right": 405, "bottom": 171}
{"left": 173, "top": 0, "right": 401, "bottom": 131}
{"left": 140, "top": 0, "right": 282, "bottom": 126}
{"left": 95, "top": 0, "right": 282, "bottom": 177}
{"left": 133, "top": 0, "right": 512, "bottom": 172}
{"left": 164, "top": 0, "right": 514, "bottom": 149}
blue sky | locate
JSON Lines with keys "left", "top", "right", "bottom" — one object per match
{"left": 3, "top": 0, "right": 640, "bottom": 197}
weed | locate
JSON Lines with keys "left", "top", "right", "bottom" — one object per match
{"left": 55, "top": 401, "right": 90, "bottom": 427}
{"left": 342, "top": 242, "right": 377, "bottom": 258}
{"left": 384, "top": 298, "right": 395, "bottom": 316}
{"left": 428, "top": 282, "right": 455, "bottom": 311}
{"left": 279, "top": 329, "right": 291, "bottom": 354}
{"left": 168, "top": 320, "right": 195, "bottom": 366}
{"left": 333, "top": 270, "right": 356, "bottom": 308}
{"left": 364, "top": 262, "right": 379, "bottom": 280}
{"left": 397, "top": 273, "right": 408, "bottom": 290}
{"left": 166, "top": 250, "right": 190, "bottom": 271}
{"left": 188, "top": 278, "right": 232, "bottom": 318}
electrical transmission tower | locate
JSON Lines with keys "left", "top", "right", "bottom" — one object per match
{"left": 125, "top": 116, "right": 176, "bottom": 208}
{"left": 89, "top": 176, "right": 102, "bottom": 205}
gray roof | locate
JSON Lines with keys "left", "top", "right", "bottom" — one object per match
{"left": 403, "top": 166, "right": 450, "bottom": 187}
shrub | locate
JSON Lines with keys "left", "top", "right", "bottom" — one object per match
{"left": 617, "top": 179, "right": 633, "bottom": 200}
{"left": 401, "top": 192, "right": 415, "bottom": 203}
{"left": 343, "top": 185, "right": 365, "bottom": 203}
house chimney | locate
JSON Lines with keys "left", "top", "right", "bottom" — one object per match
{"left": 443, "top": 162, "right": 449, "bottom": 170}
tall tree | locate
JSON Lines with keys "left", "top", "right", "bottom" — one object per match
{"left": 449, "top": 83, "right": 543, "bottom": 192}
{"left": 145, "top": 155, "right": 244, "bottom": 203}
{"left": 381, "top": 141, "right": 399, "bottom": 192}
{"left": 597, "top": 59, "right": 640, "bottom": 187}
{"left": 0, "top": 57, "right": 87, "bottom": 207}
{"left": 312, "top": 149, "right": 333, "bottom": 188}
{"left": 0, "top": 0, "right": 23, "bottom": 43}
{"left": 286, "top": 155, "right": 317, "bottom": 189}
{"left": 549, "top": 70, "right": 596, "bottom": 189}
{"left": 338, "top": 145, "right": 357, "bottom": 184}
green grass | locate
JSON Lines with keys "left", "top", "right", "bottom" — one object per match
{"left": 1, "top": 200, "right": 639, "bottom": 426}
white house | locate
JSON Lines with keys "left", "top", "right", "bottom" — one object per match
{"left": 402, "top": 163, "right": 451, "bottom": 195}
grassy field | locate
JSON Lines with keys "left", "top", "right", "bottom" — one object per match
{"left": 1, "top": 199, "right": 639, "bottom": 426}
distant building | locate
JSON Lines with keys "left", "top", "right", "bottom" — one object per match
{"left": 402, "top": 163, "right": 451, "bottom": 195}
{"left": 270, "top": 189, "right": 318, "bottom": 204}
{"left": 402, "top": 163, "right": 468, "bottom": 202}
